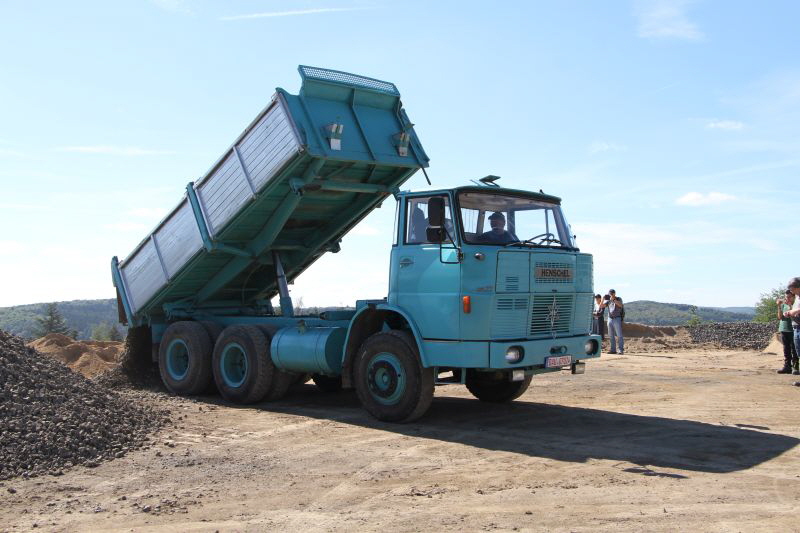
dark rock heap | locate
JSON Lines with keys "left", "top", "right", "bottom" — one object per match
{"left": 686, "top": 322, "right": 775, "bottom": 351}
{"left": 0, "top": 330, "right": 163, "bottom": 480}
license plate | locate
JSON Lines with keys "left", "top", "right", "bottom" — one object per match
{"left": 545, "top": 355, "right": 572, "bottom": 368}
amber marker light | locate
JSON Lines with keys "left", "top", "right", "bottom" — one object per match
{"left": 462, "top": 296, "right": 471, "bottom": 313}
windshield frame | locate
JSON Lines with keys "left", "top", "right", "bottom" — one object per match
{"left": 455, "top": 189, "right": 577, "bottom": 249}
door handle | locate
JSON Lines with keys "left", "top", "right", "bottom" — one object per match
{"left": 399, "top": 257, "right": 414, "bottom": 268}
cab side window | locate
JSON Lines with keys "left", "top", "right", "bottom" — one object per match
{"left": 405, "top": 196, "right": 453, "bottom": 244}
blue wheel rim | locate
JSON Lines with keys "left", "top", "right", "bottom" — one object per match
{"left": 367, "top": 352, "right": 405, "bottom": 405}
{"left": 166, "top": 339, "right": 189, "bottom": 380}
{"left": 220, "top": 342, "right": 248, "bottom": 388}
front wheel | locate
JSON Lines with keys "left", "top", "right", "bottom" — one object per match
{"left": 465, "top": 370, "right": 532, "bottom": 403}
{"left": 354, "top": 331, "right": 433, "bottom": 423}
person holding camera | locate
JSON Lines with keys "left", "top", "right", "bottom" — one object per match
{"left": 776, "top": 290, "right": 799, "bottom": 375}
{"left": 782, "top": 277, "right": 800, "bottom": 386}
{"left": 605, "top": 289, "right": 624, "bottom": 354}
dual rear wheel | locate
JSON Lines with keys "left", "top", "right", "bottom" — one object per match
{"left": 158, "top": 321, "right": 296, "bottom": 404}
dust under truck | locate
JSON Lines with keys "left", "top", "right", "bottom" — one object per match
{"left": 111, "top": 66, "right": 601, "bottom": 422}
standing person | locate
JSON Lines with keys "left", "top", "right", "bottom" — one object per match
{"left": 592, "top": 294, "right": 606, "bottom": 340}
{"left": 606, "top": 289, "right": 624, "bottom": 354}
{"left": 776, "top": 290, "right": 798, "bottom": 374}
{"left": 783, "top": 277, "right": 800, "bottom": 386}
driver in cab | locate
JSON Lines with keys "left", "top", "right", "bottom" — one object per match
{"left": 479, "top": 211, "right": 515, "bottom": 244}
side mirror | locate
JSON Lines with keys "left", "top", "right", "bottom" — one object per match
{"left": 428, "top": 197, "right": 445, "bottom": 227}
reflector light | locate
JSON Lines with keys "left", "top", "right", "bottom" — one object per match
{"left": 462, "top": 296, "right": 471, "bottom": 314}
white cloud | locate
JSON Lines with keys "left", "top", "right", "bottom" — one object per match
{"left": 0, "top": 148, "right": 28, "bottom": 158}
{"left": 706, "top": 120, "right": 744, "bottom": 131}
{"left": 588, "top": 141, "right": 627, "bottom": 154}
{"left": 221, "top": 8, "right": 368, "bottom": 21}
{"left": 56, "top": 145, "right": 175, "bottom": 156}
{"left": 634, "top": 0, "right": 704, "bottom": 41}
{"left": 675, "top": 191, "right": 736, "bottom": 206}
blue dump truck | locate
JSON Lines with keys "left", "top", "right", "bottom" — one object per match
{"left": 112, "top": 66, "right": 601, "bottom": 422}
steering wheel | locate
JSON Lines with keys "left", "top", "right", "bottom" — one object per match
{"left": 527, "top": 232, "right": 561, "bottom": 245}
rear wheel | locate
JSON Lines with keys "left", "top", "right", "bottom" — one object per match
{"left": 158, "top": 321, "right": 213, "bottom": 395}
{"left": 465, "top": 370, "right": 532, "bottom": 403}
{"left": 312, "top": 374, "right": 342, "bottom": 393}
{"left": 354, "top": 331, "right": 433, "bottom": 423}
{"left": 212, "top": 325, "right": 272, "bottom": 404}
{"left": 256, "top": 325, "right": 296, "bottom": 401}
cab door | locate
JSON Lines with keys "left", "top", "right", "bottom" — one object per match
{"left": 394, "top": 194, "right": 461, "bottom": 340}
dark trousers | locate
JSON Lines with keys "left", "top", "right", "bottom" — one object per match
{"left": 592, "top": 316, "right": 605, "bottom": 340}
{"left": 782, "top": 331, "right": 798, "bottom": 367}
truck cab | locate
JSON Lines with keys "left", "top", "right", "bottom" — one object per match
{"left": 386, "top": 183, "right": 600, "bottom": 377}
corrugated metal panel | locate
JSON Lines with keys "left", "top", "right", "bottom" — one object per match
{"left": 195, "top": 101, "right": 300, "bottom": 237}
{"left": 121, "top": 240, "right": 166, "bottom": 314}
{"left": 155, "top": 199, "right": 203, "bottom": 279}
{"left": 240, "top": 103, "right": 299, "bottom": 191}
{"left": 491, "top": 296, "right": 529, "bottom": 338}
{"left": 495, "top": 252, "right": 530, "bottom": 292}
{"left": 197, "top": 152, "right": 250, "bottom": 236}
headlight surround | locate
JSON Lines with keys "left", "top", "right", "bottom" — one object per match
{"left": 505, "top": 346, "right": 524, "bottom": 363}
{"left": 584, "top": 339, "right": 599, "bottom": 355}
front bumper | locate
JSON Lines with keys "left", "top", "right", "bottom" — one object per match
{"left": 420, "top": 334, "right": 601, "bottom": 369}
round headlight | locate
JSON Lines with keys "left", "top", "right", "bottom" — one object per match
{"left": 505, "top": 346, "right": 524, "bottom": 363}
{"left": 584, "top": 339, "right": 598, "bottom": 355}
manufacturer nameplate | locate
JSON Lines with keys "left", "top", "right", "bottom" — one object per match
{"left": 535, "top": 267, "right": 573, "bottom": 280}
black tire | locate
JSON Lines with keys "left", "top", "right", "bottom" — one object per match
{"left": 158, "top": 321, "right": 213, "bottom": 395}
{"left": 465, "top": 370, "right": 532, "bottom": 403}
{"left": 199, "top": 321, "right": 224, "bottom": 394}
{"left": 255, "top": 325, "right": 296, "bottom": 401}
{"left": 212, "top": 325, "right": 273, "bottom": 404}
{"left": 312, "top": 374, "right": 343, "bottom": 393}
{"left": 354, "top": 331, "right": 433, "bottom": 423}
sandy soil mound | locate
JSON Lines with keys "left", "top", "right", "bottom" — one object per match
{"left": 27, "top": 333, "right": 123, "bottom": 378}
{"left": 622, "top": 323, "right": 678, "bottom": 338}
{"left": 763, "top": 333, "right": 785, "bottom": 355}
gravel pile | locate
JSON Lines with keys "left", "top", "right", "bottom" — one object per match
{"left": 686, "top": 322, "right": 775, "bottom": 351}
{"left": 0, "top": 329, "right": 164, "bottom": 480}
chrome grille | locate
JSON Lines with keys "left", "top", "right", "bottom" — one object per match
{"left": 530, "top": 294, "right": 573, "bottom": 336}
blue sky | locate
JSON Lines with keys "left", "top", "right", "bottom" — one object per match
{"left": 0, "top": 0, "right": 797, "bottom": 308}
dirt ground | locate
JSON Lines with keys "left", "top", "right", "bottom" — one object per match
{"left": 1, "top": 345, "right": 799, "bottom": 532}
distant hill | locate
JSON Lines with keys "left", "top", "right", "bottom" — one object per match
{"left": 712, "top": 306, "right": 756, "bottom": 316}
{"left": 0, "top": 299, "right": 119, "bottom": 340}
{"left": 0, "top": 297, "right": 757, "bottom": 339}
{"left": 624, "top": 301, "right": 754, "bottom": 326}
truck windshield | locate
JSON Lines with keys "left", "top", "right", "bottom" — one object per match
{"left": 457, "top": 191, "right": 575, "bottom": 248}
